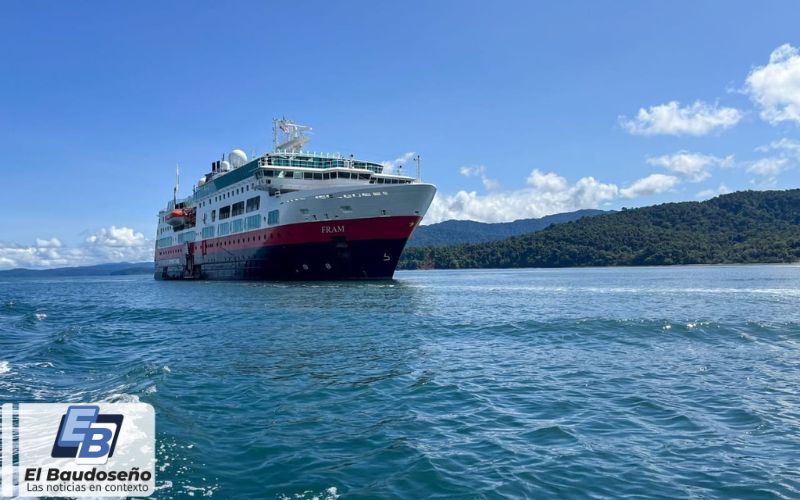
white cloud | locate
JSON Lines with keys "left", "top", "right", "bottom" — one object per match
{"left": 745, "top": 44, "right": 800, "bottom": 125}
{"left": 426, "top": 168, "right": 679, "bottom": 223}
{"left": 619, "top": 174, "right": 679, "bottom": 199}
{"left": 526, "top": 169, "right": 569, "bottom": 192}
{"left": 481, "top": 177, "right": 500, "bottom": 190}
{"left": 459, "top": 165, "right": 500, "bottom": 191}
{"left": 84, "top": 226, "right": 146, "bottom": 247}
{"left": 746, "top": 157, "right": 788, "bottom": 177}
{"left": 0, "top": 226, "right": 153, "bottom": 270}
{"left": 35, "top": 237, "right": 62, "bottom": 248}
{"left": 619, "top": 100, "right": 741, "bottom": 136}
{"left": 426, "top": 169, "right": 619, "bottom": 223}
{"left": 755, "top": 138, "right": 800, "bottom": 159}
{"left": 459, "top": 165, "right": 485, "bottom": 177}
{"left": 646, "top": 151, "right": 734, "bottom": 182}
{"left": 751, "top": 139, "right": 798, "bottom": 185}
{"left": 696, "top": 183, "right": 731, "bottom": 199}
{"left": 380, "top": 152, "right": 416, "bottom": 174}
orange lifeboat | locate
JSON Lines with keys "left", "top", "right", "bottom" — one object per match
{"left": 166, "top": 209, "right": 192, "bottom": 227}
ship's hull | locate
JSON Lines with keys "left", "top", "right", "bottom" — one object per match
{"left": 155, "top": 236, "right": 410, "bottom": 280}
{"left": 154, "top": 215, "right": 422, "bottom": 281}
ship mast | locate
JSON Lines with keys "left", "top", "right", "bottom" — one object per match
{"left": 173, "top": 164, "right": 179, "bottom": 207}
{"left": 272, "top": 117, "right": 312, "bottom": 152}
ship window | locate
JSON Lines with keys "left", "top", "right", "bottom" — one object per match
{"left": 246, "top": 196, "right": 260, "bottom": 212}
{"left": 211, "top": 210, "right": 216, "bottom": 222}
{"left": 340, "top": 205, "right": 353, "bottom": 213}
{"left": 304, "top": 172, "right": 313, "bottom": 180}
{"left": 219, "top": 206, "right": 231, "bottom": 220}
{"left": 245, "top": 214, "right": 260, "bottom": 230}
{"left": 232, "top": 201, "right": 245, "bottom": 217}
{"left": 267, "top": 210, "right": 280, "bottom": 226}
{"left": 293, "top": 171, "right": 303, "bottom": 179}
{"left": 313, "top": 173, "right": 322, "bottom": 180}
{"left": 264, "top": 169, "right": 274, "bottom": 177}
{"left": 358, "top": 174, "right": 370, "bottom": 180}
{"left": 323, "top": 173, "right": 330, "bottom": 180}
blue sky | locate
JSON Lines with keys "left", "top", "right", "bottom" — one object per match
{"left": 1, "top": 1, "right": 799, "bottom": 268}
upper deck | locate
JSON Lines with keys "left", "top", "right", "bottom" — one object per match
{"left": 160, "top": 118, "right": 420, "bottom": 214}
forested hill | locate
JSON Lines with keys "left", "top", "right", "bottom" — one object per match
{"left": 0, "top": 262, "right": 153, "bottom": 277}
{"left": 399, "top": 190, "right": 800, "bottom": 269}
{"left": 407, "top": 209, "right": 607, "bottom": 247}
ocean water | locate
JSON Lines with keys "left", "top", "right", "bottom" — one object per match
{"left": 1, "top": 265, "right": 800, "bottom": 499}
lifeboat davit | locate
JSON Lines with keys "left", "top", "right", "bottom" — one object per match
{"left": 166, "top": 209, "right": 190, "bottom": 227}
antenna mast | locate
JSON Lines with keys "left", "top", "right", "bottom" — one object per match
{"left": 414, "top": 154, "right": 421, "bottom": 181}
{"left": 272, "top": 117, "right": 312, "bottom": 152}
{"left": 173, "top": 164, "right": 180, "bottom": 206}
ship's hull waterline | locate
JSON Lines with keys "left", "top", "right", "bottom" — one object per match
{"left": 154, "top": 215, "right": 426, "bottom": 281}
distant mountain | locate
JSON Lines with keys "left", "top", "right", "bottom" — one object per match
{"left": 400, "top": 190, "right": 800, "bottom": 269}
{"left": 0, "top": 262, "right": 154, "bottom": 277}
{"left": 408, "top": 209, "right": 609, "bottom": 247}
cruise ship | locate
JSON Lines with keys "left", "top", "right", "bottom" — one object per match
{"left": 154, "top": 119, "right": 436, "bottom": 280}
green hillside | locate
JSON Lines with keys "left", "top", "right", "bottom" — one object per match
{"left": 400, "top": 190, "right": 800, "bottom": 269}
{"left": 407, "top": 209, "right": 608, "bottom": 247}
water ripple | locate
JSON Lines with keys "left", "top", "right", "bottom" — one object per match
{"left": 1, "top": 266, "right": 799, "bottom": 497}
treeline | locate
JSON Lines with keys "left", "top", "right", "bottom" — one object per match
{"left": 399, "top": 190, "right": 800, "bottom": 269}
{"left": 406, "top": 209, "right": 607, "bottom": 247}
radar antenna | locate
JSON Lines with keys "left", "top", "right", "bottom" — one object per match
{"left": 272, "top": 117, "right": 312, "bottom": 152}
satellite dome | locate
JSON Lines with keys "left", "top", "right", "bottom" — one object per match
{"left": 220, "top": 161, "right": 231, "bottom": 172}
{"left": 229, "top": 149, "right": 248, "bottom": 168}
